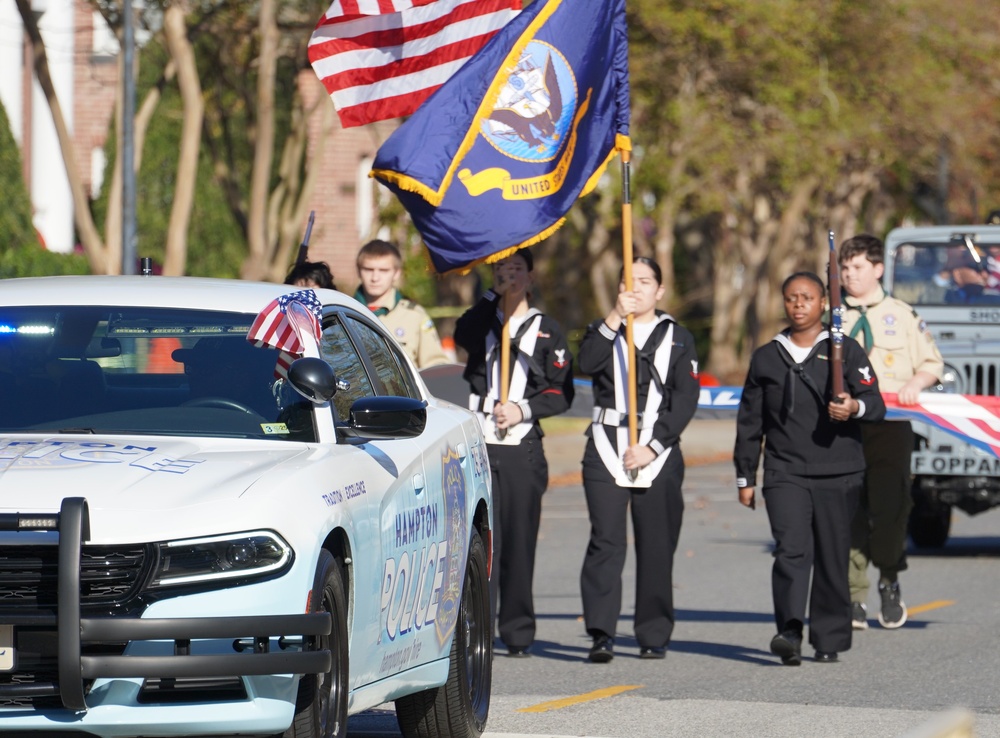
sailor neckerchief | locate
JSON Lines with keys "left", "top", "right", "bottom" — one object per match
{"left": 773, "top": 330, "right": 829, "bottom": 420}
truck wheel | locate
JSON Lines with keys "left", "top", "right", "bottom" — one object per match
{"left": 909, "top": 494, "right": 952, "bottom": 548}
{"left": 395, "top": 530, "right": 492, "bottom": 738}
{"left": 282, "top": 550, "right": 349, "bottom": 738}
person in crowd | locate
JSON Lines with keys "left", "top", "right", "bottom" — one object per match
{"left": 454, "top": 248, "right": 574, "bottom": 657}
{"left": 284, "top": 260, "right": 336, "bottom": 290}
{"left": 736, "top": 271, "right": 886, "bottom": 665}
{"left": 839, "top": 234, "right": 943, "bottom": 629}
{"left": 936, "top": 248, "right": 986, "bottom": 304}
{"left": 355, "top": 240, "right": 448, "bottom": 368}
{"left": 577, "top": 256, "right": 699, "bottom": 663}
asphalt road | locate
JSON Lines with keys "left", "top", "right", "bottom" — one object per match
{"left": 349, "top": 455, "right": 1000, "bottom": 738}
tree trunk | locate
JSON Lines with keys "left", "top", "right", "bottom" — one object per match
{"left": 162, "top": 5, "right": 203, "bottom": 276}
{"left": 104, "top": 59, "right": 178, "bottom": 268}
{"left": 242, "top": 0, "right": 278, "bottom": 281}
{"left": 16, "top": 0, "right": 107, "bottom": 272}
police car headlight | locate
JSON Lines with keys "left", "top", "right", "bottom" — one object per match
{"left": 150, "top": 531, "right": 292, "bottom": 587}
{"left": 936, "top": 366, "right": 963, "bottom": 394}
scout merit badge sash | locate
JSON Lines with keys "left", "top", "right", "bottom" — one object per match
{"left": 592, "top": 316, "right": 674, "bottom": 488}
{"left": 470, "top": 310, "right": 544, "bottom": 445}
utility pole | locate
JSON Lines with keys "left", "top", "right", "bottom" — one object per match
{"left": 121, "top": 0, "right": 137, "bottom": 274}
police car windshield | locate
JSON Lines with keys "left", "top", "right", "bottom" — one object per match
{"left": 0, "top": 306, "right": 315, "bottom": 442}
{"left": 890, "top": 241, "right": 1000, "bottom": 307}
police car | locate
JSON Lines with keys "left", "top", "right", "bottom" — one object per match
{"left": 0, "top": 276, "right": 493, "bottom": 738}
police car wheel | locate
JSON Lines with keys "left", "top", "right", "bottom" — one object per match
{"left": 282, "top": 550, "right": 349, "bottom": 738}
{"left": 395, "top": 529, "right": 492, "bottom": 738}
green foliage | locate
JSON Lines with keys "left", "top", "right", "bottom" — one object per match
{"left": 0, "top": 247, "right": 90, "bottom": 279}
{"left": 0, "top": 99, "right": 88, "bottom": 278}
{"left": 92, "top": 39, "right": 247, "bottom": 277}
{"left": 93, "top": 1, "right": 317, "bottom": 278}
{"left": 0, "top": 101, "right": 37, "bottom": 254}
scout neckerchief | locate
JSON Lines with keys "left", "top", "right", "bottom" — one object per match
{"left": 843, "top": 285, "right": 885, "bottom": 354}
{"left": 591, "top": 314, "right": 675, "bottom": 489}
{"left": 470, "top": 308, "right": 544, "bottom": 445}
{"left": 354, "top": 288, "right": 401, "bottom": 317}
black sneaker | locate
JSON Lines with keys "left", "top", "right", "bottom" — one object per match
{"left": 588, "top": 635, "right": 614, "bottom": 663}
{"left": 769, "top": 630, "right": 802, "bottom": 666}
{"left": 851, "top": 602, "right": 869, "bottom": 630}
{"left": 878, "top": 582, "right": 907, "bottom": 629}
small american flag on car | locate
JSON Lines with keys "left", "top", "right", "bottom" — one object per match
{"left": 247, "top": 290, "right": 323, "bottom": 379}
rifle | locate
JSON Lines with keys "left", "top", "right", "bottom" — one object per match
{"left": 294, "top": 211, "right": 316, "bottom": 265}
{"left": 828, "top": 230, "right": 845, "bottom": 399}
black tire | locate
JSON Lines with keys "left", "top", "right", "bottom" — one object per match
{"left": 281, "top": 550, "right": 349, "bottom": 738}
{"left": 909, "top": 490, "right": 951, "bottom": 548}
{"left": 395, "top": 530, "right": 492, "bottom": 738}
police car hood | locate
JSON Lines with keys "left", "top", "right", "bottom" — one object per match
{"left": 0, "top": 435, "right": 308, "bottom": 513}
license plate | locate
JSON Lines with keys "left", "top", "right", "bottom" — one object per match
{"left": 0, "top": 625, "right": 14, "bottom": 672}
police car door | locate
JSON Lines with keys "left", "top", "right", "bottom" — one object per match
{"left": 342, "top": 316, "right": 471, "bottom": 685}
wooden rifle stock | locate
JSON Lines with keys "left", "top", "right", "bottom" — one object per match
{"left": 828, "top": 230, "right": 845, "bottom": 399}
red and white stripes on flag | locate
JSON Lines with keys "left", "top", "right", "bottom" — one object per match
{"left": 884, "top": 392, "right": 1000, "bottom": 460}
{"left": 247, "top": 291, "right": 324, "bottom": 379}
{"left": 308, "top": 0, "right": 520, "bottom": 128}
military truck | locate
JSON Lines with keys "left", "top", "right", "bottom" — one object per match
{"left": 882, "top": 225, "right": 1000, "bottom": 547}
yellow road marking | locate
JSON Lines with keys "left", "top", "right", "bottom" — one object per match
{"left": 908, "top": 599, "right": 956, "bottom": 616}
{"left": 518, "top": 685, "right": 642, "bottom": 713}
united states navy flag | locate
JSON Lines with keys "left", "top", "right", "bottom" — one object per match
{"left": 371, "top": 0, "right": 630, "bottom": 273}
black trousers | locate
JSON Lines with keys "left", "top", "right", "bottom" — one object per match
{"left": 579, "top": 438, "right": 684, "bottom": 649}
{"left": 763, "top": 469, "right": 863, "bottom": 653}
{"left": 849, "top": 420, "right": 914, "bottom": 600}
{"left": 487, "top": 435, "right": 548, "bottom": 649}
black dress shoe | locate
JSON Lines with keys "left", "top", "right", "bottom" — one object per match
{"left": 769, "top": 630, "right": 802, "bottom": 666}
{"left": 639, "top": 646, "right": 667, "bottom": 660}
{"left": 588, "top": 635, "right": 614, "bottom": 663}
{"left": 507, "top": 645, "right": 531, "bottom": 658}
{"left": 814, "top": 650, "right": 839, "bottom": 663}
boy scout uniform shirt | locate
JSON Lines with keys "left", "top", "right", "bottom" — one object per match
{"left": 841, "top": 285, "right": 943, "bottom": 393}
{"left": 355, "top": 288, "right": 448, "bottom": 369}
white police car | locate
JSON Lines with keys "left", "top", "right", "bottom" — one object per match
{"left": 0, "top": 276, "right": 493, "bottom": 738}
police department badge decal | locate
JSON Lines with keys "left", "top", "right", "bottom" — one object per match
{"left": 435, "top": 447, "right": 468, "bottom": 648}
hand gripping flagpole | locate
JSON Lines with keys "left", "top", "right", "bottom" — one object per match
{"left": 622, "top": 150, "right": 638, "bottom": 481}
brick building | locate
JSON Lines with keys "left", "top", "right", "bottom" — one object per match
{"left": 297, "top": 69, "right": 399, "bottom": 291}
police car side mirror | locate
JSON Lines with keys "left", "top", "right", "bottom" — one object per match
{"left": 342, "top": 397, "right": 427, "bottom": 440}
{"left": 288, "top": 357, "right": 338, "bottom": 403}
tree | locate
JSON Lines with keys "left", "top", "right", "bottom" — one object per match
{"left": 0, "top": 100, "right": 36, "bottom": 252}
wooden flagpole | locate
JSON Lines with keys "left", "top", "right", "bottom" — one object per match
{"left": 499, "top": 290, "right": 511, "bottom": 440}
{"left": 621, "top": 150, "right": 638, "bottom": 455}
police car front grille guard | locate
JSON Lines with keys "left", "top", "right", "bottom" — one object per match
{"left": 0, "top": 497, "right": 333, "bottom": 712}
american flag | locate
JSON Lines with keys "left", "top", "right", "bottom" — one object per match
{"left": 247, "top": 290, "right": 324, "bottom": 379}
{"left": 308, "top": 0, "right": 519, "bottom": 128}
{"left": 884, "top": 392, "right": 1000, "bottom": 459}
